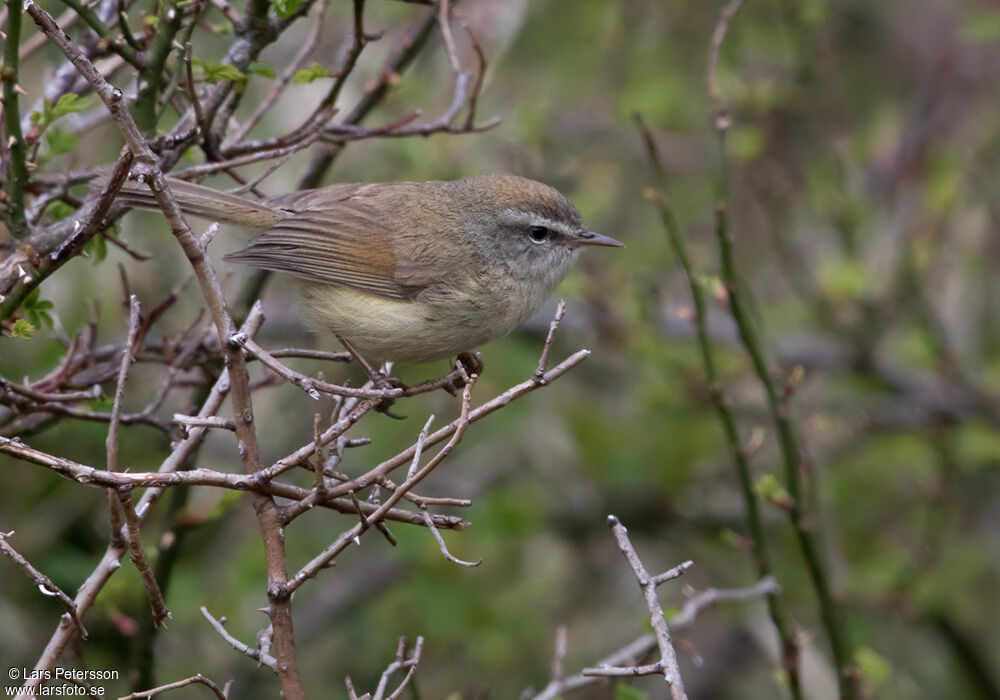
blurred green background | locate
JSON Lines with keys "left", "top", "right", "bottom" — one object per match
{"left": 3, "top": 0, "right": 1000, "bottom": 698}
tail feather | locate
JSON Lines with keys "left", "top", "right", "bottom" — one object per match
{"left": 107, "top": 175, "right": 284, "bottom": 229}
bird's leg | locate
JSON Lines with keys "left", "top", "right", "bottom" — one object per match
{"left": 457, "top": 352, "right": 483, "bottom": 377}
{"left": 442, "top": 352, "right": 484, "bottom": 395}
{"left": 336, "top": 335, "right": 406, "bottom": 418}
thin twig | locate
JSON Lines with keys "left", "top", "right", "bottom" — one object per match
{"left": 172, "top": 414, "right": 235, "bottom": 431}
{"left": 634, "top": 112, "right": 801, "bottom": 697}
{"left": 534, "top": 300, "right": 567, "bottom": 383}
{"left": 605, "top": 515, "right": 687, "bottom": 698}
{"left": 551, "top": 626, "right": 567, "bottom": 684}
{"left": 707, "top": 0, "right": 744, "bottom": 131}
{"left": 705, "top": 2, "right": 855, "bottom": 695}
{"left": 671, "top": 576, "right": 780, "bottom": 628}
{"left": 0, "top": 530, "right": 88, "bottom": 640}
{"left": 117, "top": 673, "right": 229, "bottom": 700}
{"left": 285, "top": 377, "right": 478, "bottom": 594}
{"left": 12, "top": 306, "right": 262, "bottom": 698}
{"left": 650, "top": 560, "right": 694, "bottom": 587}
{"left": 420, "top": 507, "right": 481, "bottom": 567}
{"left": 105, "top": 295, "right": 141, "bottom": 544}
{"left": 463, "top": 25, "right": 486, "bottom": 130}
{"left": 0, "top": 436, "right": 468, "bottom": 529}
{"left": 437, "top": 0, "right": 461, "bottom": 73}
{"left": 230, "top": 0, "right": 330, "bottom": 143}
{"left": 232, "top": 333, "right": 467, "bottom": 401}
{"left": 201, "top": 607, "right": 278, "bottom": 671}
{"left": 407, "top": 415, "right": 435, "bottom": 480}
{"left": 117, "top": 487, "right": 170, "bottom": 627}
{"left": 370, "top": 637, "right": 424, "bottom": 700}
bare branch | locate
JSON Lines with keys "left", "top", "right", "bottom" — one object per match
{"left": 651, "top": 560, "right": 694, "bottom": 587}
{"left": 0, "top": 530, "right": 88, "bottom": 640}
{"left": 706, "top": 0, "right": 744, "bottom": 131}
{"left": 117, "top": 673, "right": 229, "bottom": 700}
{"left": 201, "top": 607, "right": 277, "bottom": 672}
{"left": 230, "top": 0, "right": 330, "bottom": 143}
{"left": 12, "top": 306, "right": 261, "bottom": 695}
{"left": 530, "top": 577, "right": 780, "bottom": 700}
{"left": 420, "top": 508, "right": 481, "bottom": 567}
{"left": 173, "top": 415, "right": 236, "bottom": 432}
{"left": 370, "top": 637, "right": 425, "bottom": 700}
{"left": 437, "top": 0, "right": 461, "bottom": 74}
{"left": 285, "top": 378, "right": 478, "bottom": 593}
{"left": 407, "top": 415, "right": 435, "bottom": 480}
{"left": 0, "top": 436, "right": 468, "bottom": 529}
{"left": 605, "top": 515, "right": 687, "bottom": 698}
{"left": 671, "top": 576, "right": 780, "bottom": 628}
{"left": 534, "top": 300, "right": 567, "bottom": 384}
{"left": 105, "top": 295, "right": 140, "bottom": 545}
{"left": 117, "top": 487, "right": 170, "bottom": 627}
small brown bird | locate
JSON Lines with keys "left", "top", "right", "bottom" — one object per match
{"left": 116, "top": 174, "right": 622, "bottom": 364}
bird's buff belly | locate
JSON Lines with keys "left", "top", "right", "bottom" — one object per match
{"left": 299, "top": 281, "right": 521, "bottom": 365}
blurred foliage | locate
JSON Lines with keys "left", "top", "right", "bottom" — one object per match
{"left": 3, "top": 0, "right": 1000, "bottom": 699}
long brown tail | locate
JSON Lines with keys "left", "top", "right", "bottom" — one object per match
{"left": 111, "top": 176, "right": 285, "bottom": 229}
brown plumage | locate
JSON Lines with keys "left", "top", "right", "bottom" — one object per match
{"left": 112, "top": 173, "right": 622, "bottom": 363}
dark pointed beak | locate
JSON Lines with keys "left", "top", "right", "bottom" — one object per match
{"left": 575, "top": 231, "right": 625, "bottom": 248}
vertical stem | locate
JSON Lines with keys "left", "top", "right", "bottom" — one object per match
{"left": 133, "top": 0, "right": 181, "bottom": 132}
{"left": 705, "top": 2, "right": 856, "bottom": 693}
{"left": 712, "top": 135, "right": 857, "bottom": 698}
{"left": 2, "top": 0, "right": 29, "bottom": 238}
{"left": 297, "top": 7, "right": 438, "bottom": 189}
{"left": 636, "top": 117, "right": 802, "bottom": 700}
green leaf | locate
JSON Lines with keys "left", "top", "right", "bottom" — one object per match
{"left": 817, "top": 258, "right": 868, "bottom": 302}
{"left": 30, "top": 94, "right": 92, "bottom": 137}
{"left": 728, "top": 124, "right": 765, "bottom": 162}
{"left": 9, "top": 319, "right": 36, "bottom": 340}
{"left": 614, "top": 684, "right": 649, "bottom": 700}
{"left": 293, "top": 62, "right": 331, "bottom": 84}
{"left": 192, "top": 58, "right": 246, "bottom": 83}
{"left": 855, "top": 647, "right": 891, "bottom": 691}
{"left": 144, "top": 14, "right": 159, "bottom": 26}
{"left": 45, "top": 127, "right": 77, "bottom": 155}
{"left": 45, "top": 201, "right": 75, "bottom": 221}
{"left": 270, "top": 0, "right": 300, "bottom": 19}
{"left": 84, "top": 234, "right": 107, "bottom": 263}
{"left": 754, "top": 473, "right": 794, "bottom": 510}
{"left": 22, "top": 288, "right": 55, "bottom": 329}
{"left": 49, "top": 93, "right": 92, "bottom": 121}
{"left": 246, "top": 62, "right": 276, "bottom": 79}
{"left": 88, "top": 396, "right": 113, "bottom": 411}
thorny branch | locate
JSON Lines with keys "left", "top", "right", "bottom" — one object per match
{"left": 635, "top": 111, "right": 802, "bottom": 697}
{"left": 527, "top": 573, "right": 780, "bottom": 700}
{"left": 117, "top": 673, "right": 230, "bottom": 700}
{"left": 601, "top": 515, "right": 688, "bottom": 700}
{"left": 0, "top": 1, "right": 602, "bottom": 696}
{"left": 705, "top": 2, "right": 857, "bottom": 698}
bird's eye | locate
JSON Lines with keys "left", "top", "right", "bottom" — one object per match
{"left": 528, "top": 225, "right": 550, "bottom": 243}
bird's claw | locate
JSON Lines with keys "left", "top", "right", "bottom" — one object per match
{"left": 443, "top": 353, "right": 483, "bottom": 395}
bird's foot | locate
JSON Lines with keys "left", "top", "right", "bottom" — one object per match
{"left": 337, "top": 335, "right": 407, "bottom": 419}
{"left": 443, "top": 352, "right": 483, "bottom": 395}
{"left": 370, "top": 375, "right": 407, "bottom": 419}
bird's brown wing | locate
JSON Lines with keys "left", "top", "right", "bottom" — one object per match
{"left": 263, "top": 183, "right": 368, "bottom": 212}
{"left": 222, "top": 195, "right": 443, "bottom": 301}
